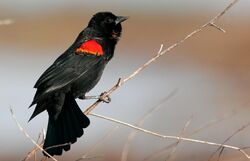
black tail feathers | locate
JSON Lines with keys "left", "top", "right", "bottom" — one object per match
{"left": 43, "top": 94, "right": 90, "bottom": 156}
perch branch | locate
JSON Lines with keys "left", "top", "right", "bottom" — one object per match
{"left": 83, "top": 0, "right": 239, "bottom": 115}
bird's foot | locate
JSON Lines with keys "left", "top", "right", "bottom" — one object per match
{"left": 99, "top": 92, "right": 111, "bottom": 103}
{"left": 79, "top": 92, "right": 111, "bottom": 103}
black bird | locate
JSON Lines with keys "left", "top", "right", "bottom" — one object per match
{"left": 29, "top": 12, "right": 128, "bottom": 156}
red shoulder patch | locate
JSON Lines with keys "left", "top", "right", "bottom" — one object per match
{"left": 76, "top": 40, "right": 104, "bottom": 56}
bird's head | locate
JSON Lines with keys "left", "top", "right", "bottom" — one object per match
{"left": 88, "top": 12, "right": 128, "bottom": 40}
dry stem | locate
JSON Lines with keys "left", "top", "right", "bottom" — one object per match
{"left": 208, "top": 122, "right": 250, "bottom": 161}
{"left": 164, "top": 116, "right": 193, "bottom": 161}
{"left": 10, "top": 108, "right": 57, "bottom": 161}
{"left": 143, "top": 111, "right": 236, "bottom": 161}
{"left": 121, "top": 90, "right": 177, "bottom": 161}
{"left": 23, "top": 130, "right": 45, "bottom": 161}
{"left": 76, "top": 126, "right": 119, "bottom": 161}
{"left": 90, "top": 112, "right": 250, "bottom": 159}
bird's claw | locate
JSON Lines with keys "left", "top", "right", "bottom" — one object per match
{"left": 99, "top": 92, "right": 111, "bottom": 103}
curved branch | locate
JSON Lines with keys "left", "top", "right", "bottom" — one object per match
{"left": 84, "top": 0, "right": 239, "bottom": 115}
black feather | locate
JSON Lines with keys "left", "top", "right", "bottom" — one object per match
{"left": 43, "top": 93, "right": 90, "bottom": 156}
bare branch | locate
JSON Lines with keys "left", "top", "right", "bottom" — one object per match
{"left": 157, "top": 44, "right": 164, "bottom": 56}
{"left": 217, "top": 147, "right": 225, "bottom": 161}
{"left": 77, "top": 126, "right": 119, "bottom": 161}
{"left": 209, "top": 22, "right": 226, "bottom": 33}
{"left": 190, "top": 111, "right": 236, "bottom": 136}
{"left": 23, "top": 130, "right": 45, "bottom": 161}
{"left": 165, "top": 116, "right": 193, "bottom": 161}
{"left": 208, "top": 122, "right": 250, "bottom": 161}
{"left": 83, "top": 0, "right": 239, "bottom": 115}
{"left": 9, "top": 108, "right": 57, "bottom": 161}
{"left": 143, "top": 111, "right": 236, "bottom": 161}
{"left": 90, "top": 113, "right": 250, "bottom": 159}
{"left": 121, "top": 90, "right": 177, "bottom": 161}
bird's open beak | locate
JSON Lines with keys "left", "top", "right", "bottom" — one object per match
{"left": 115, "top": 16, "right": 129, "bottom": 25}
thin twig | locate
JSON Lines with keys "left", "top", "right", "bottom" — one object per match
{"left": 83, "top": 0, "right": 239, "bottom": 115}
{"left": 208, "top": 122, "right": 250, "bottom": 161}
{"left": 9, "top": 108, "right": 57, "bottom": 161}
{"left": 209, "top": 22, "right": 226, "bottom": 33}
{"left": 45, "top": 143, "right": 71, "bottom": 151}
{"left": 23, "top": 130, "right": 45, "bottom": 161}
{"left": 90, "top": 113, "right": 250, "bottom": 159}
{"left": 76, "top": 126, "right": 119, "bottom": 161}
{"left": 143, "top": 111, "right": 236, "bottom": 161}
{"left": 165, "top": 116, "right": 193, "bottom": 161}
{"left": 190, "top": 112, "right": 236, "bottom": 136}
{"left": 121, "top": 90, "right": 177, "bottom": 161}
{"left": 217, "top": 147, "right": 225, "bottom": 161}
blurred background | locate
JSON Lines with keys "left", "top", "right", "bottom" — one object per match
{"left": 1, "top": 0, "right": 250, "bottom": 160}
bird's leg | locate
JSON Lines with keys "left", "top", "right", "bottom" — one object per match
{"left": 78, "top": 92, "right": 111, "bottom": 103}
{"left": 78, "top": 95, "right": 99, "bottom": 100}
{"left": 84, "top": 95, "right": 100, "bottom": 100}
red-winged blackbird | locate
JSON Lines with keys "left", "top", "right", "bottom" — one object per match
{"left": 29, "top": 12, "right": 128, "bottom": 156}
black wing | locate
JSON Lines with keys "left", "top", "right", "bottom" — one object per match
{"left": 31, "top": 52, "right": 103, "bottom": 106}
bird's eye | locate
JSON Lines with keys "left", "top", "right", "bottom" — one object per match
{"left": 105, "top": 17, "right": 114, "bottom": 23}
